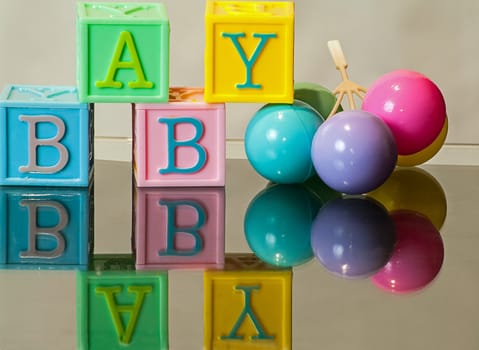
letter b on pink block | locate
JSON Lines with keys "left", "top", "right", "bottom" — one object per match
{"left": 158, "top": 117, "right": 207, "bottom": 175}
{"left": 133, "top": 88, "right": 225, "bottom": 187}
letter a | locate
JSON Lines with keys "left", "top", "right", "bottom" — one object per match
{"left": 96, "top": 31, "right": 153, "bottom": 89}
{"left": 95, "top": 285, "right": 153, "bottom": 344}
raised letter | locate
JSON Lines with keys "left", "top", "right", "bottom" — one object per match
{"left": 158, "top": 199, "right": 205, "bottom": 256}
{"left": 96, "top": 31, "right": 153, "bottom": 89}
{"left": 158, "top": 117, "right": 207, "bottom": 174}
{"left": 95, "top": 285, "right": 153, "bottom": 344}
{"left": 221, "top": 285, "right": 274, "bottom": 340}
{"left": 19, "top": 200, "right": 68, "bottom": 259}
{"left": 19, "top": 115, "right": 69, "bottom": 174}
{"left": 221, "top": 32, "right": 277, "bottom": 89}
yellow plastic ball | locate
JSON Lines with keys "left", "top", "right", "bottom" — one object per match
{"left": 367, "top": 167, "right": 447, "bottom": 230}
{"left": 397, "top": 117, "right": 448, "bottom": 167}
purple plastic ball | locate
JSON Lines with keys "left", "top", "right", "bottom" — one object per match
{"left": 311, "top": 111, "right": 397, "bottom": 195}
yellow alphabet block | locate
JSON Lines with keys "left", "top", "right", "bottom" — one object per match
{"left": 204, "top": 1, "right": 294, "bottom": 103}
{"left": 204, "top": 254, "right": 292, "bottom": 349}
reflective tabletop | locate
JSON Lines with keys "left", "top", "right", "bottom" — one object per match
{"left": 0, "top": 159, "right": 477, "bottom": 350}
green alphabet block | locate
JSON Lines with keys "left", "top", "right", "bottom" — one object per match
{"left": 77, "top": 3, "right": 170, "bottom": 103}
{"left": 77, "top": 254, "right": 168, "bottom": 349}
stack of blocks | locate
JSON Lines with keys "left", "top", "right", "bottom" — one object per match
{"left": 0, "top": 1, "right": 294, "bottom": 349}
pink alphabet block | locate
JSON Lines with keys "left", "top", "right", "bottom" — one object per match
{"left": 134, "top": 187, "right": 225, "bottom": 270}
{"left": 133, "top": 87, "right": 225, "bottom": 187}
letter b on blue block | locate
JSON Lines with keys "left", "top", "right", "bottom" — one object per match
{"left": 0, "top": 85, "right": 93, "bottom": 187}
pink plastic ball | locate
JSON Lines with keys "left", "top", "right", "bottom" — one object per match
{"left": 371, "top": 210, "right": 444, "bottom": 294}
{"left": 362, "top": 70, "right": 446, "bottom": 155}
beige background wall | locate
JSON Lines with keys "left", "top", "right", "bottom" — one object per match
{"left": 0, "top": 0, "right": 475, "bottom": 163}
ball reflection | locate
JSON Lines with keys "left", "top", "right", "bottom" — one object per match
{"left": 367, "top": 166, "right": 447, "bottom": 230}
{"left": 311, "top": 197, "right": 396, "bottom": 278}
{"left": 244, "top": 184, "right": 322, "bottom": 267}
{"left": 371, "top": 210, "right": 444, "bottom": 294}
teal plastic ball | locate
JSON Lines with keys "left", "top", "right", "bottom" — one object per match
{"left": 245, "top": 101, "right": 324, "bottom": 184}
{"left": 244, "top": 184, "right": 322, "bottom": 267}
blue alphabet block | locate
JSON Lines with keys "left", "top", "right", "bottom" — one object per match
{"left": 0, "top": 85, "right": 93, "bottom": 187}
{"left": 0, "top": 185, "right": 92, "bottom": 270}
